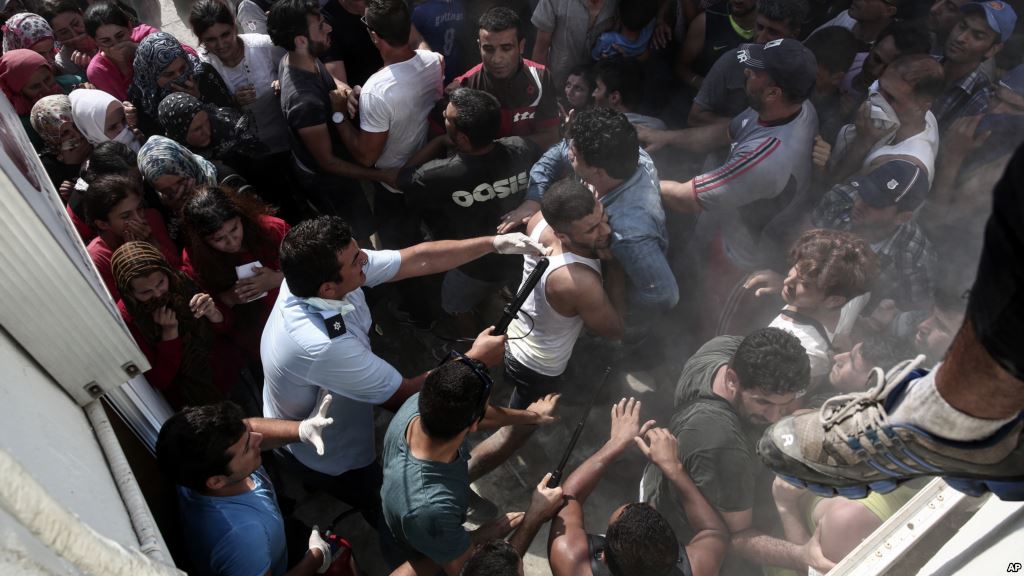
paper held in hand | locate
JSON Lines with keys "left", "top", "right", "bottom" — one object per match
{"left": 236, "top": 260, "right": 268, "bottom": 302}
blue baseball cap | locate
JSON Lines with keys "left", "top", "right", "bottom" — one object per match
{"left": 848, "top": 160, "right": 929, "bottom": 213}
{"left": 961, "top": 1, "right": 1018, "bottom": 43}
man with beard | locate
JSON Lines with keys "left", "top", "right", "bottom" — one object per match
{"left": 677, "top": 0, "right": 758, "bottom": 93}
{"left": 640, "top": 327, "right": 826, "bottom": 575}
{"left": 501, "top": 108, "right": 677, "bottom": 339}
{"left": 641, "top": 39, "right": 818, "bottom": 316}
{"left": 467, "top": 178, "right": 624, "bottom": 479}
{"left": 268, "top": 0, "right": 388, "bottom": 238}
{"left": 812, "top": 159, "right": 934, "bottom": 311}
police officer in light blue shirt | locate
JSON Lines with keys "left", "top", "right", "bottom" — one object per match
{"left": 260, "top": 215, "right": 548, "bottom": 530}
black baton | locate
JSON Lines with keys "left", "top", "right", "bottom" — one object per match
{"left": 547, "top": 366, "right": 613, "bottom": 488}
{"left": 492, "top": 257, "right": 550, "bottom": 335}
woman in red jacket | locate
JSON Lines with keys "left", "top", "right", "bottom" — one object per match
{"left": 111, "top": 241, "right": 237, "bottom": 409}
{"left": 181, "top": 186, "right": 289, "bottom": 362}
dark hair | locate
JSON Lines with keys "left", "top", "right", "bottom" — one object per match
{"left": 39, "top": 0, "right": 83, "bottom": 24}
{"left": 594, "top": 60, "right": 644, "bottom": 110}
{"left": 84, "top": 1, "right": 135, "bottom": 38}
{"left": 803, "top": 26, "right": 859, "bottom": 75}
{"left": 859, "top": 335, "right": 914, "bottom": 372}
{"left": 181, "top": 186, "right": 276, "bottom": 292}
{"left": 731, "top": 327, "right": 810, "bottom": 395}
{"left": 460, "top": 540, "right": 520, "bottom": 576}
{"left": 570, "top": 107, "right": 639, "bottom": 180}
{"left": 83, "top": 172, "right": 143, "bottom": 227}
{"left": 418, "top": 359, "right": 489, "bottom": 440}
{"left": 890, "top": 54, "right": 945, "bottom": 101}
{"left": 268, "top": 0, "right": 320, "bottom": 51}
{"left": 565, "top": 64, "right": 596, "bottom": 106}
{"left": 279, "top": 215, "right": 353, "bottom": 298}
{"left": 448, "top": 88, "right": 501, "bottom": 149}
{"left": 605, "top": 503, "right": 679, "bottom": 576}
{"left": 541, "top": 178, "right": 596, "bottom": 235}
{"left": 758, "top": 0, "right": 808, "bottom": 36}
{"left": 789, "top": 229, "right": 879, "bottom": 300}
{"left": 365, "top": 0, "right": 410, "bottom": 47}
{"left": 155, "top": 402, "right": 247, "bottom": 491}
{"left": 619, "top": 0, "right": 659, "bottom": 31}
{"left": 189, "top": 0, "right": 235, "bottom": 38}
{"left": 478, "top": 6, "right": 522, "bottom": 41}
{"left": 82, "top": 141, "right": 138, "bottom": 183}
{"left": 877, "top": 19, "right": 931, "bottom": 56}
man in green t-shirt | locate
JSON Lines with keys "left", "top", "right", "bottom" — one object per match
{"left": 642, "top": 328, "right": 834, "bottom": 575}
{"left": 379, "top": 353, "right": 559, "bottom": 575}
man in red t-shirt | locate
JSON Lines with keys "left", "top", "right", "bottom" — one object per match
{"left": 452, "top": 7, "right": 560, "bottom": 149}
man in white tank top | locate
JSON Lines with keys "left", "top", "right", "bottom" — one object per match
{"left": 469, "top": 178, "right": 626, "bottom": 478}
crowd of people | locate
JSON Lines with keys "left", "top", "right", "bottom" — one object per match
{"left": 5, "top": 0, "right": 1024, "bottom": 573}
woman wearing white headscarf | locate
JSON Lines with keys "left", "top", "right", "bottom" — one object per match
{"left": 69, "top": 87, "right": 141, "bottom": 151}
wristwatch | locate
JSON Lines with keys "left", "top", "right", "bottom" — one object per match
{"left": 331, "top": 111, "right": 345, "bottom": 125}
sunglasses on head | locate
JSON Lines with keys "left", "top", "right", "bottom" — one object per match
{"left": 437, "top": 350, "right": 493, "bottom": 427}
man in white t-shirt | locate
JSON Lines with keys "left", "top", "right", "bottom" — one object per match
{"left": 765, "top": 229, "right": 879, "bottom": 381}
{"left": 332, "top": 0, "right": 444, "bottom": 325}
{"left": 261, "top": 215, "right": 547, "bottom": 530}
{"left": 827, "top": 54, "right": 944, "bottom": 185}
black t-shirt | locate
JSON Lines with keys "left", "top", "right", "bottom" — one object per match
{"left": 398, "top": 136, "right": 540, "bottom": 281}
{"left": 694, "top": 11, "right": 749, "bottom": 78}
{"left": 278, "top": 57, "right": 340, "bottom": 174}
{"left": 321, "top": 0, "right": 384, "bottom": 87}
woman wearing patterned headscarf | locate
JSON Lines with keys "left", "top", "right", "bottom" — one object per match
{"left": 157, "top": 92, "right": 265, "bottom": 172}
{"left": 137, "top": 135, "right": 219, "bottom": 241}
{"left": 3, "top": 12, "right": 85, "bottom": 84}
{"left": 126, "top": 32, "right": 233, "bottom": 131}
{"left": 29, "top": 93, "right": 92, "bottom": 197}
{"left": 111, "top": 240, "right": 232, "bottom": 408}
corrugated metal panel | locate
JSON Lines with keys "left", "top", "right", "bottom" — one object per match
{"left": 0, "top": 93, "right": 149, "bottom": 405}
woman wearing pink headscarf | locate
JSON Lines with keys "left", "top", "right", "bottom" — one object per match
{"left": 2, "top": 12, "right": 85, "bottom": 88}
{"left": 0, "top": 48, "right": 63, "bottom": 149}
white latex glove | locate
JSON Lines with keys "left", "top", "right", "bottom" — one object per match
{"left": 298, "top": 394, "right": 334, "bottom": 456}
{"left": 493, "top": 232, "right": 550, "bottom": 256}
{"left": 309, "top": 525, "right": 332, "bottom": 573}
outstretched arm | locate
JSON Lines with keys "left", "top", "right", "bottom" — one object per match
{"left": 392, "top": 234, "right": 547, "bottom": 282}
{"left": 548, "top": 399, "right": 655, "bottom": 576}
